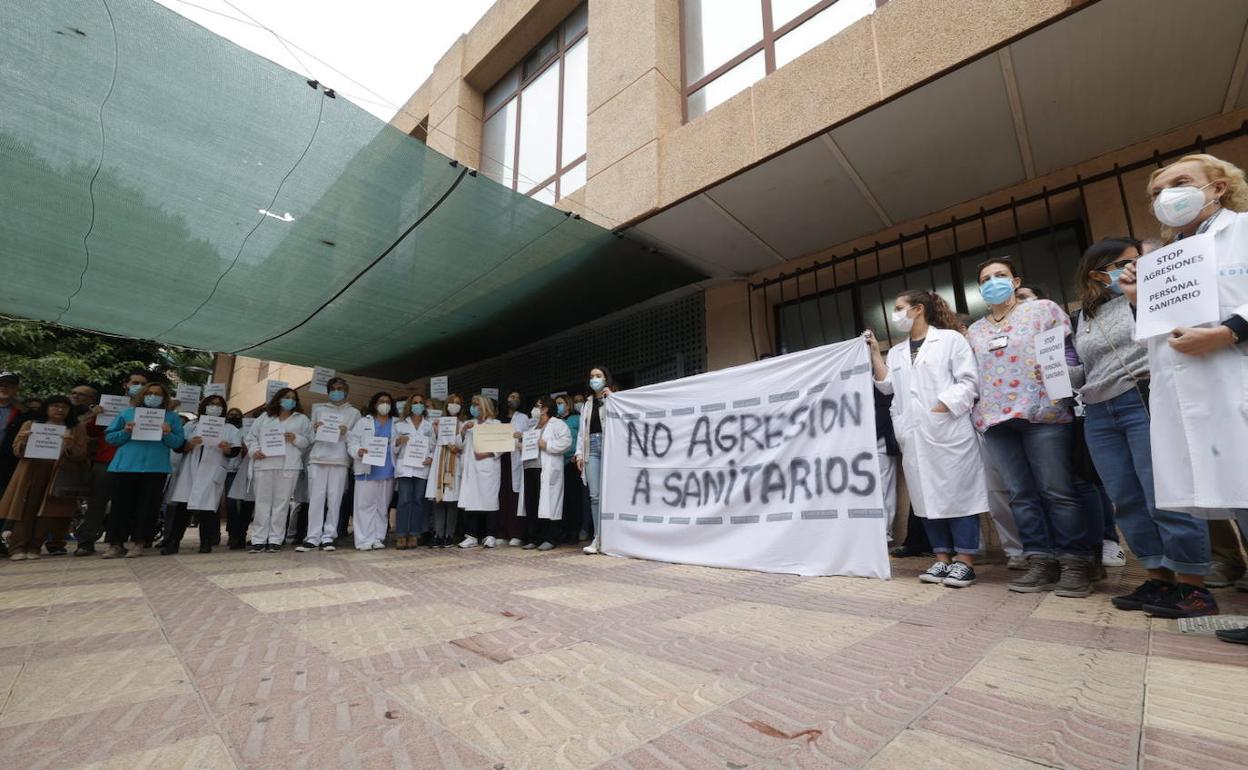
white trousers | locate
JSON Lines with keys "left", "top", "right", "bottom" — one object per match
{"left": 251, "top": 469, "right": 298, "bottom": 546}
{"left": 877, "top": 440, "right": 898, "bottom": 541}
{"left": 307, "top": 463, "right": 348, "bottom": 545}
{"left": 353, "top": 478, "right": 393, "bottom": 549}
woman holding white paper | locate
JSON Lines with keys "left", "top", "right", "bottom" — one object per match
{"left": 104, "top": 383, "right": 185, "bottom": 558}
{"left": 457, "top": 394, "right": 503, "bottom": 549}
{"left": 500, "top": 391, "right": 530, "bottom": 547}
{"left": 1, "top": 396, "right": 89, "bottom": 560}
{"left": 517, "top": 396, "right": 571, "bottom": 551}
{"left": 426, "top": 394, "right": 464, "bottom": 547}
{"left": 393, "top": 393, "right": 434, "bottom": 549}
{"left": 164, "top": 394, "right": 241, "bottom": 554}
{"left": 348, "top": 392, "right": 397, "bottom": 550}
{"left": 244, "top": 388, "right": 309, "bottom": 553}
{"left": 869, "top": 290, "right": 986, "bottom": 588}
{"left": 301, "top": 376, "right": 361, "bottom": 552}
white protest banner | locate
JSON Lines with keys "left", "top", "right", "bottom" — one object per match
{"left": 430, "top": 376, "right": 448, "bottom": 401}
{"left": 601, "top": 339, "right": 888, "bottom": 578}
{"left": 97, "top": 394, "right": 129, "bottom": 427}
{"left": 401, "top": 436, "right": 430, "bottom": 470}
{"left": 260, "top": 428, "right": 286, "bottom": 457}
{"left": 480, "top": 387, "right": 499, "bottom": 403}
{"left": 426, "top": 409, "right": 443, "bottom": 418}
{"left": 437, "top": 417, "right": 457, "bottom": 445}
{"left": 175, "top": 384, "right": 202, "bottom": 408}
{"left": 362, "top": 436, "right": 389, "bottom": 466}
{"left": 1134, "top": 233, "right": 1220, "bottom": 339}
{"left": 310, "top": 366, "right": 334, "bottom": 395}
{"left": 472, "top": 422, "right": 514, "bottom": 453}
{"left": 314, "top": 408, "right": 343, "bottom": 443}
{"left": 1035, "top": 327, "right": 1073, "bottom": 401}
{"left": 24, "top": 423, "right": 66, "bottom": 459}
{"left": 521, "top": 429, "right": 540, "bottom": 462}
{"left": 203, "top": 382, "right": 227, "bottom": 399}
{"left": 265, "top": 380, "right": 289, "bottom": 402}
{"left": 132, "top": 407, "right": 165, "bottom": 441}
{"left": 196, "top": 415, "right": 226, "bottom": 443}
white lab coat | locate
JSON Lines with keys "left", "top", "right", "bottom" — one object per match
{"left": 346, "top": 415, "right": 394, "bottom": 476}
{"left": 457, "top": 418, "right": 501, "bottom": 511}
{"left": 516, "top": 418, "right": 572, "bottom": 519}
{"left": 244, "top": 412, "right": 310, "bottom": 472}
{"left": 875, "top": 327, "right": 987, "bottom": 519}
{"left": 308, "top": 402, "right": 361, "bottom": 466}
{"left": 506, "top": 412, "right": 531, "bottom": 492}
{"left": 392, "top": 416, "right": 434, "bottom": 480}
{"left": 169, "top": 420, "right": 242, "bottom": 511}
{"left": 425, "top": 417, "right": 463, "bottom": 503}
{"left": 227, "top": 453, "right": 254, "bottom": 501}
{"left": 1150, "top": 207, "right": 1248, "bottom": 518}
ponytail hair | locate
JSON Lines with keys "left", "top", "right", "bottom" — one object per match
{"left": 898, "top": 289, "right": 957, "bottom": 331}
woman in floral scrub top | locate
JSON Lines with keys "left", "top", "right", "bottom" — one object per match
{"left": 967, "top": 257, "right": 1091, "bottom": 598}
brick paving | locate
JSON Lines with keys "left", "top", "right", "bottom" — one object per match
{"left": 0, "top": 542, "right": 1245, "bottom": 769}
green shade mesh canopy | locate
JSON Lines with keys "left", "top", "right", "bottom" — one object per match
{"left": 0, "top": 0, "right": 703, "bottom": 380}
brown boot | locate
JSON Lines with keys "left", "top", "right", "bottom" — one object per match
{"left": 125, "top": 541, "right": 145, "bottom": 558}
{"left": 101, "top": 544, "right": 125, "bottom": 559}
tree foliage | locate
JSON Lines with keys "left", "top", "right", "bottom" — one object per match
{"left": 0, "top": 319, "right": 213, "bottom": 398}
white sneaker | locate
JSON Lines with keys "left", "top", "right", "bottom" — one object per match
{"left": 582, "top": 538, "right": 599, "bottom": 555}
{"left": 458, "top": 535, "right": 479, "bottom": 549}
{"left": 371, "top": 542, "right": 386, "bottom": 550}
{"left": 508, "top": 538, "right": 523, "bottom": 547}
{"left": 1102, "top": 540, "right": 1126, "bottom": 567}
{"left": 321, "top": 544, "right": 336, "bottom": 552}
{"left": 483, "top": 536, "right": 497, "bottom": 548}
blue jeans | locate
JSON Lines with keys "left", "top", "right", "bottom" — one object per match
{"left": 922, "top": 515, "right": 981, "bottom": 555}
{"left": 1074, "top": 476, "right": 1118, "bottom": 546}
{"left": 983, "top": 420, "right": 1089, "bottom": 558}
{"left": 395, "top": 477, "right": 430, "bottom": 536}
{"left": 586, "top": 452, "right": 602, "bottom": 537}
{"left": 1083, "top": 389, "right": 1211, "bottom": 575}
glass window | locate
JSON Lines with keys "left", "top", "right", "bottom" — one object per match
{"left": 682, "top": 0, "right": 763, "bottom": 84}
{"left": 481, "top": 98, "right": 517, "bottom": 186}
{"left": 561, "top": 37, "right": 588, "bottom": 163}
{"left": 775, "top": 0, "right": 875, "bottom": 68}
{"left": 687, "top": 51, "right": 765, "bottom": 120}
{"left": 481, "top": 3, "right": 588, "bottom": 203}
{"left": 683, "top": 0, "right": 878, "bottom": 120}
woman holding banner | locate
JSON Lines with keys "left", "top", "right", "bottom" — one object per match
{"left": 576, "top": 366, "right": 615, "bottom": 555}
{"left": 1119, "top": 154, "right": 1248, "bottom": 640}
{"left": 869, "top": 290, "right": 986, "bottom": 588}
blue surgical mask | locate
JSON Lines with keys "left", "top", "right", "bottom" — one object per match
{"left": 1104, "top": 268, "right": 1125, "bottom": 296}
{"left": 469, "top": 404, "right": 480, "bottom": 419}
{"left": 142, "top": 394, "right": 163, "bottom": 409}
{"left": 589, "top": 377, "right": 605, "bottom": 392}
{"left": 410, "top": 404, "right": 424, "bottom": 416}
{"left": 128, "top": 383, "right": 143, "bottom": 397}
{"left": 979, "top": 276, "right": 1016, "bottom": 305}
{"left": 328, "top": 389, "right": 346, "bottom": 403}
{"left": 556, "top": 403, "right": 567, "bottom": 417}
{"left": 279, "top": 398, "right": 296, "bottom": 411}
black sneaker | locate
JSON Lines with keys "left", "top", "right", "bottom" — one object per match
{"left": 198, "top": 544, "right": 212, "bottom": 554}
{"left": 918, "top": 561, "right": 951, "bottom": 584}
{"left": 943, "top": 561, "right": 976, "bottom": 588}
{"left": 1215, "top": 626, "right": 1248, "bottom": 644}
{"left": 247, "top": 543, "right": 264, "bottom": 554}
{"left": 1111, "top": 579, "right": 1175, "bottom": 611}
{"left": 45, "top": 545, "right": 68, "bottom": 556}
{"left": 295, "top": 542, "right": 316, "bottom": 552}
{"left": 73, "top": 545, "right": 95, "bottom": 557}
{"left": 1144, "top": 584, "right": 1219, "bottom": 619}
{"left": 265, "top": 544, "right": 281, "bottom": 553}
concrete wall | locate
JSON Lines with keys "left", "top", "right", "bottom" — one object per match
{"left": 215, "top": 354, "right": 412, "bottom": 415}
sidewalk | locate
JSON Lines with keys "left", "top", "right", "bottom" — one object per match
{"left": 0, "top": 544, "right": 1244, "bottom": 769}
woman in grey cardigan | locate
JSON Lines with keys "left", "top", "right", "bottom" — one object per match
{"left": 1070, "top": 237, "right": 1215, "bottom": 619}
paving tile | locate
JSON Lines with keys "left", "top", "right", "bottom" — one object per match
{"left": 545, "top": 553, "right": 636, "bottom": 569}
{"left": 785, "top": 574, "right": 947, "bottom": 606}
{"left": 366, "top": 555, "right": 463, "bottom": 570}
{"left": 1030, "top": 590, "right": 1155, "bottom": 630}
{"left": 1145, "top": 656, "right": 1248, "bottom": 749}
{"left": 235, "top": 581, "right": 409, "bottom": 613}
{"left": 71, "top": 734, "right": 237, "bottom": 769}
{"left": 0, "top": 582, "right": 142, "bottom": 611}
{"left": 432, "top": 563, "right": 562, "bottom": 586}
{"left": 388, "top": 641, "right": 753, "bottom": 770}
{"left": 292, "top": 603, "right": 519, "bottom": 660}
{"left": 513, "top": 580, "right": 678, "bottom": 611}
{"left": 864, "top": 727, "right": 1050, "bottom": 768}
{"left": 658, "top": 601, "right": 894, "bottom": 658}
{"left": 207, "top": 566, "right": 342, "bottom": 589}
{"left": 644, "top": 563, "right": 754, "bottom": 582}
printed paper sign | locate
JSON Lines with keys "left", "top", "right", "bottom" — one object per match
{"left": 521, "top": 428, "right": 540, "bottom": 462}
{"left": 1134, "top": 233, "right": 1220, "bottom": 339}
{"left": 1035, "top": 327, "right": 1073, "bottom": 401}
{"left": 480, "top": 387, "right": 499, "bottom": 403}
{"left": 471, "top": 421, "right": 514, "bottom": 453}
{"left": 97, "top": 394, "right": 129, "bottom": 427}
{"left": 24, "top": 423, "right": 65, "bottom": 459}
{"left": 430, "top": 376, "right": 448, "bottom": 401}
{"left": 175, "top": 384, "right": 202, "bottom": 408}
{"left": 362, "top": 436, "right": 389, "bottom": 466}
{"left": 601, "top": 339, "right": 888, "bottom": 578}
{"left": 401, "top": 436, "right": 430, "bottom": 469}
{"left": 437, "top": 417, "right": 458, "bottom": 446}
{"left": 265, "top": 380, "right": 289, "bottom": 402}
{"left": 310, "top": 366, "right": 334, "bottom": 395}
{"left": 426, "top": 409, "right": 443, "bottom": 418}
{"left": 315, "top": 409, "right": 343, "bottom": 443}
{"left": 260, "top": 428, "right": 286, "bottom": 457}
{"left": 132, "top": 407, "right": 165, "bottom": 441}
{"left": 196, "top": 415, "right": 226, "bottom": 443}
{"left": 241, "top": 417, "right": 256, "bottom": 435}
{"left": 203, "top": 382, "right": 227, "bottom": 399}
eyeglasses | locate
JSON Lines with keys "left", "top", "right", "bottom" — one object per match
{"left": 1094, "top": 257, "right": 1135, "bottom": 273}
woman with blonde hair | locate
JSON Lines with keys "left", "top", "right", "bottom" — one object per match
{"left": 1118, "top": 154, "right": 1248, "bottom": 632}
{"left": 458, "top": 394, "right": 503, "bottom": 548}
{"left": 424, "top": 394, "right": 464, "bottom": 548}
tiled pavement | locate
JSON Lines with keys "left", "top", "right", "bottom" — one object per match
{"left": 0, "top": 544, "right": 1245, "bottom": 770}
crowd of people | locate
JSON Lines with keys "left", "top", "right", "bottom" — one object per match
{"left": 1, "top": 153, "right": 1246, "bottom": 646}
